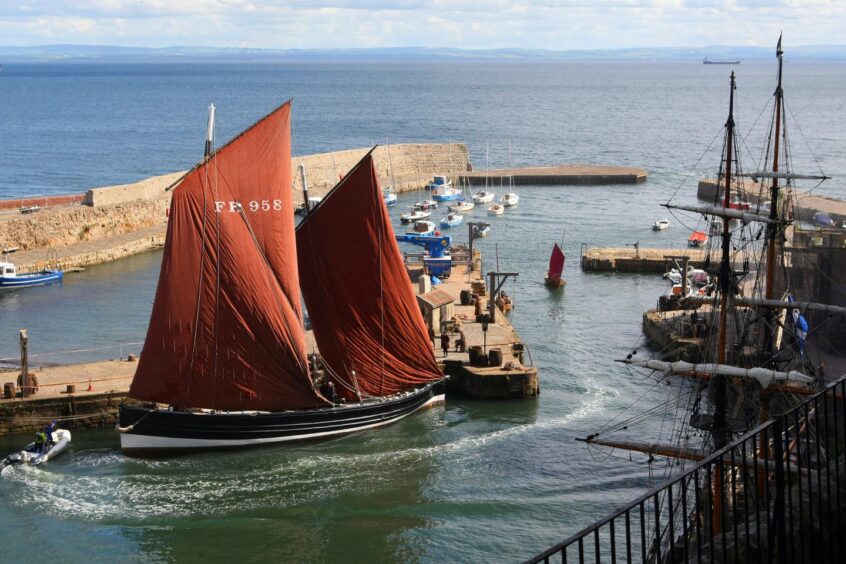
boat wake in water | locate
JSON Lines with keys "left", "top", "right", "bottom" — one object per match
{"left": 3, "top": 379, "right": 614, "bottom": 522}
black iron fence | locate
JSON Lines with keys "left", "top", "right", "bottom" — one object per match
{"left": 528, "top": 376, "right": 846, "bottom": 563}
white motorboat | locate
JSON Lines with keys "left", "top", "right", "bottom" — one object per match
{"left": 383, "top": 188, "right": 398, "bottom": 207}
{"left": 2, "top": 428, "right": 71, "bottom": 469}
{"left": 400, "top": 209, "right": 431, "bottom": 223}
{"left": 439, "top": 213, "right": 463, "bottom": 228}
{"left": 652, "top": 219, "right": 671, "bottom": 231}
{"left": 449, "top": 201, "right": 474, "bottom": 213}
{"left": 414, "top": 199, "right": 438, "bottom": 210}
{"left": 501, "top": 193, "right": 519, "bottom": 207}
{"left": 487, "top": 203, "right": 504, "bottom": 216}
{"left": 473, "top": 190, "right": 495, "bottom": 204}
{"left": 472, "top": 224, "right": 490, "bottom": 238}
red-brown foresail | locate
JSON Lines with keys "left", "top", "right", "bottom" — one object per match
{"left": 548, "top": 242, "right": 565, "bottom": 279}
{"left": 296, "top": 153, "right": 442, "bottom": 399}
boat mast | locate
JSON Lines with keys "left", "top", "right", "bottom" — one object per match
{"left": 713, "top": 72, "right": 736, "bottom": 452}
{"left": 763, "top": 34, "right": 785, "bottom": 355}
{"left": 205, "top": 104, "right": 216, "bottom": 158}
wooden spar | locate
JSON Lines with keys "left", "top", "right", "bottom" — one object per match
{"left": 737, "top": 172, "right": 828, "bottom": 180}
{"left": 623, "top": 364, "right": 832, "bottom": 398}
{"left": 577, "top": 437, "right": 707, "bottom": 462}
{"left": 662, "top": 203, "right": 778, "bottom": 225}
{"left": 578, "top": 436, "right": 808, "bottom": 477}
{"left": 684, "top": 295, "right": 846, "bottom": 315}
{"left": 620, "top": 359, "right": 816, "bottom": 388}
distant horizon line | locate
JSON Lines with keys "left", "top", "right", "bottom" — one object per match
{"left": 2, "top": 43, "right": 846, "bottom": 62}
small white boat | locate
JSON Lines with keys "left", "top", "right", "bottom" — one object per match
{"left": 472, "top": 224, "right": 490, "bottom": 238}
{"left": 383, "top": 188, "right": 398, "bottom": 207}
{"left": 400, "top": 209, "right": 431, "bottom": 223}
{"left": 414, "top": 199, "right": 438, "bottom": 210}
{"left": 652, "top": 219, "right": 671, "bottom": 231}
{"left": 408, "top": 221, "right": 437, "bottom": 236}
{"left": 2, "top": 428, "right": 71, "bottom": 468}
{"left": 473, "top": 190, "right": 495, "bottom": 204}
{"left": 500, "top": 193, "right": 519, "bottom": 207}
{"left": 449, "top": 201, "right": 474, "bottom": 213}
{"left": 487, "top": 204, "right": 504, "bottom": 216}
{"left": 431, "top": 182, "right": 461, "bottom": 202}
{"left": 439, "top": 213, "right": 463, "bottom": 228}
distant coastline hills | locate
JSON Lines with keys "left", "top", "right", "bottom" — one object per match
{"left": 1, "top": 44, "right": 846, "bottom": 63}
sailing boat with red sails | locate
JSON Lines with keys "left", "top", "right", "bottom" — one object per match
{"left": 544, "top": 240, "right": 566, "bottom": 288}
{"left": 118, "top": 101, "right": 444, "bottom": 453}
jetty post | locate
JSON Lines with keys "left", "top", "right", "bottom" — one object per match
{"left": 466, "top": 221, "right": 489, "bottom": 272}
{"left": 19, "top": 329, "right": 31, "bottom": 398}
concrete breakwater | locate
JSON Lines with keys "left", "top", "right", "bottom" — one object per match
{"left": 464, "top": 165, "right": 647, "bottom": 186}
{"left": 580, "top": 246, "right": 716, "bottom": 273}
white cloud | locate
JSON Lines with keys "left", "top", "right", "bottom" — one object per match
{"left": 0, "top": 0, "right": 844, "bottom": 48}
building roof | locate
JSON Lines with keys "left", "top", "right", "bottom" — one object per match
{"left": 417, "top": 288, "right": 455, "bottom": 308}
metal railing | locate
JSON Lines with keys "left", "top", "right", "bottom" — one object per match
{"left": 528, "top": 376, "right": 846, "bottom": 563}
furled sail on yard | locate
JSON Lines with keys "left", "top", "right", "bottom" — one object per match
{"left": 130, "top": 101, "right": 324, "bottom": 411}
{"left": 296, "top": 152, "right": 442, "bottom": 399}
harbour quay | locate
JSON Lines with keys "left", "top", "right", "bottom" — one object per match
{"left": 464, "top": 164, "right": 647, "bottom": 186}
{"left": 580, "top": 245, "right": 716, "bottom": 273}
{"left": 0, "top": 249, "right": 537, "bottom": 437}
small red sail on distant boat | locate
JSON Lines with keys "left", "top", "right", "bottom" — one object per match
{"left": 544, "top": 242, "right": 566, "bottom": 288}
{"left": 119, "top": 103, "right": 444, "bottom": 453}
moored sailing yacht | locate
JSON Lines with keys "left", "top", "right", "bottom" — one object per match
{"left": 118, "top": 102, "right": 444, "bottom": 453}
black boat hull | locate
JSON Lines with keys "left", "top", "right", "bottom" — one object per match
{"left": 118, "top": 382, "right": 444, "bottom": 453}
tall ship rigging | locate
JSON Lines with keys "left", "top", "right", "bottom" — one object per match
{"left": 118, "top": 101, "right": 444, "bottom": 453}
{"left": 580, "top": 36, "right": 845, "bottom": 558}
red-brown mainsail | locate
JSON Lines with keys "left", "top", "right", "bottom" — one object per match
{"left": 296, "top": 153, "right": 442, "bottom": 399}
{"left": 129, "top": 101, "right": 325, "bottom": 411}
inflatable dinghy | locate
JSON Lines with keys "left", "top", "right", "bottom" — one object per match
{"left": 2, "top": 429, "right": 71, "bottom": 468}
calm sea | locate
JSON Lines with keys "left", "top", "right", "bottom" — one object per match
{"left": 0, "top": 61, "right": 844, "bottom": 562}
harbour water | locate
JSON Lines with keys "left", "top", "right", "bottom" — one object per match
{"left": 1, "top": 61, "right": 844, "bottom": 562}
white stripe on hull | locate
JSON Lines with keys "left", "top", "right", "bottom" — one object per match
{"left": 120, "top": 394, "right": 445, "bottom": 451}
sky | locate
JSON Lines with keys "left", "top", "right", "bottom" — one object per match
{"left": 0, "top": 1, "right": 845, "bottom": 50}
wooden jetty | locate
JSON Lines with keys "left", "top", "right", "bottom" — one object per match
{"left": 581, "top": 246, "right": 716, "bottom": 273}
{"left": 464, "top": 165, "right": 647, "bottom": 186}
{"left": 0, "top": 252, "right": 537, "bottom": 437}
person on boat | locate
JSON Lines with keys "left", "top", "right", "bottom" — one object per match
{"left": 440, "top": 332, "right": 450, "bottom": 358}
{"left": 320, "top": 379, "right": 339, "bottom": 404}
{"left": 32, "top": 430, "right": 49, "bottom": 454}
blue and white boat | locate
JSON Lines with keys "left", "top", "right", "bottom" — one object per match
{"left": 383, "top": 187, "right": 398, "bottom": 207}
{"left": 431, "top": 187, "right": 461, "bottom": 203}
{"left": 407, "top": 221, "right": 437, "bottom": 237}
{"left": 425, "top": 175, "right": 452, "bottom": 191}
{"left": 0, "top": 262, "right": 63, "bottom": 290}
{"left": 439, "top": 213, "right": 463, "bottom": 229}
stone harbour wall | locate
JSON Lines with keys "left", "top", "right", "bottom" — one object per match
{"left": 0, "top": 198, "right": 169, "bottom": 252}
{"left": 0, "top": 143, "right": 468, "bottom": 256}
